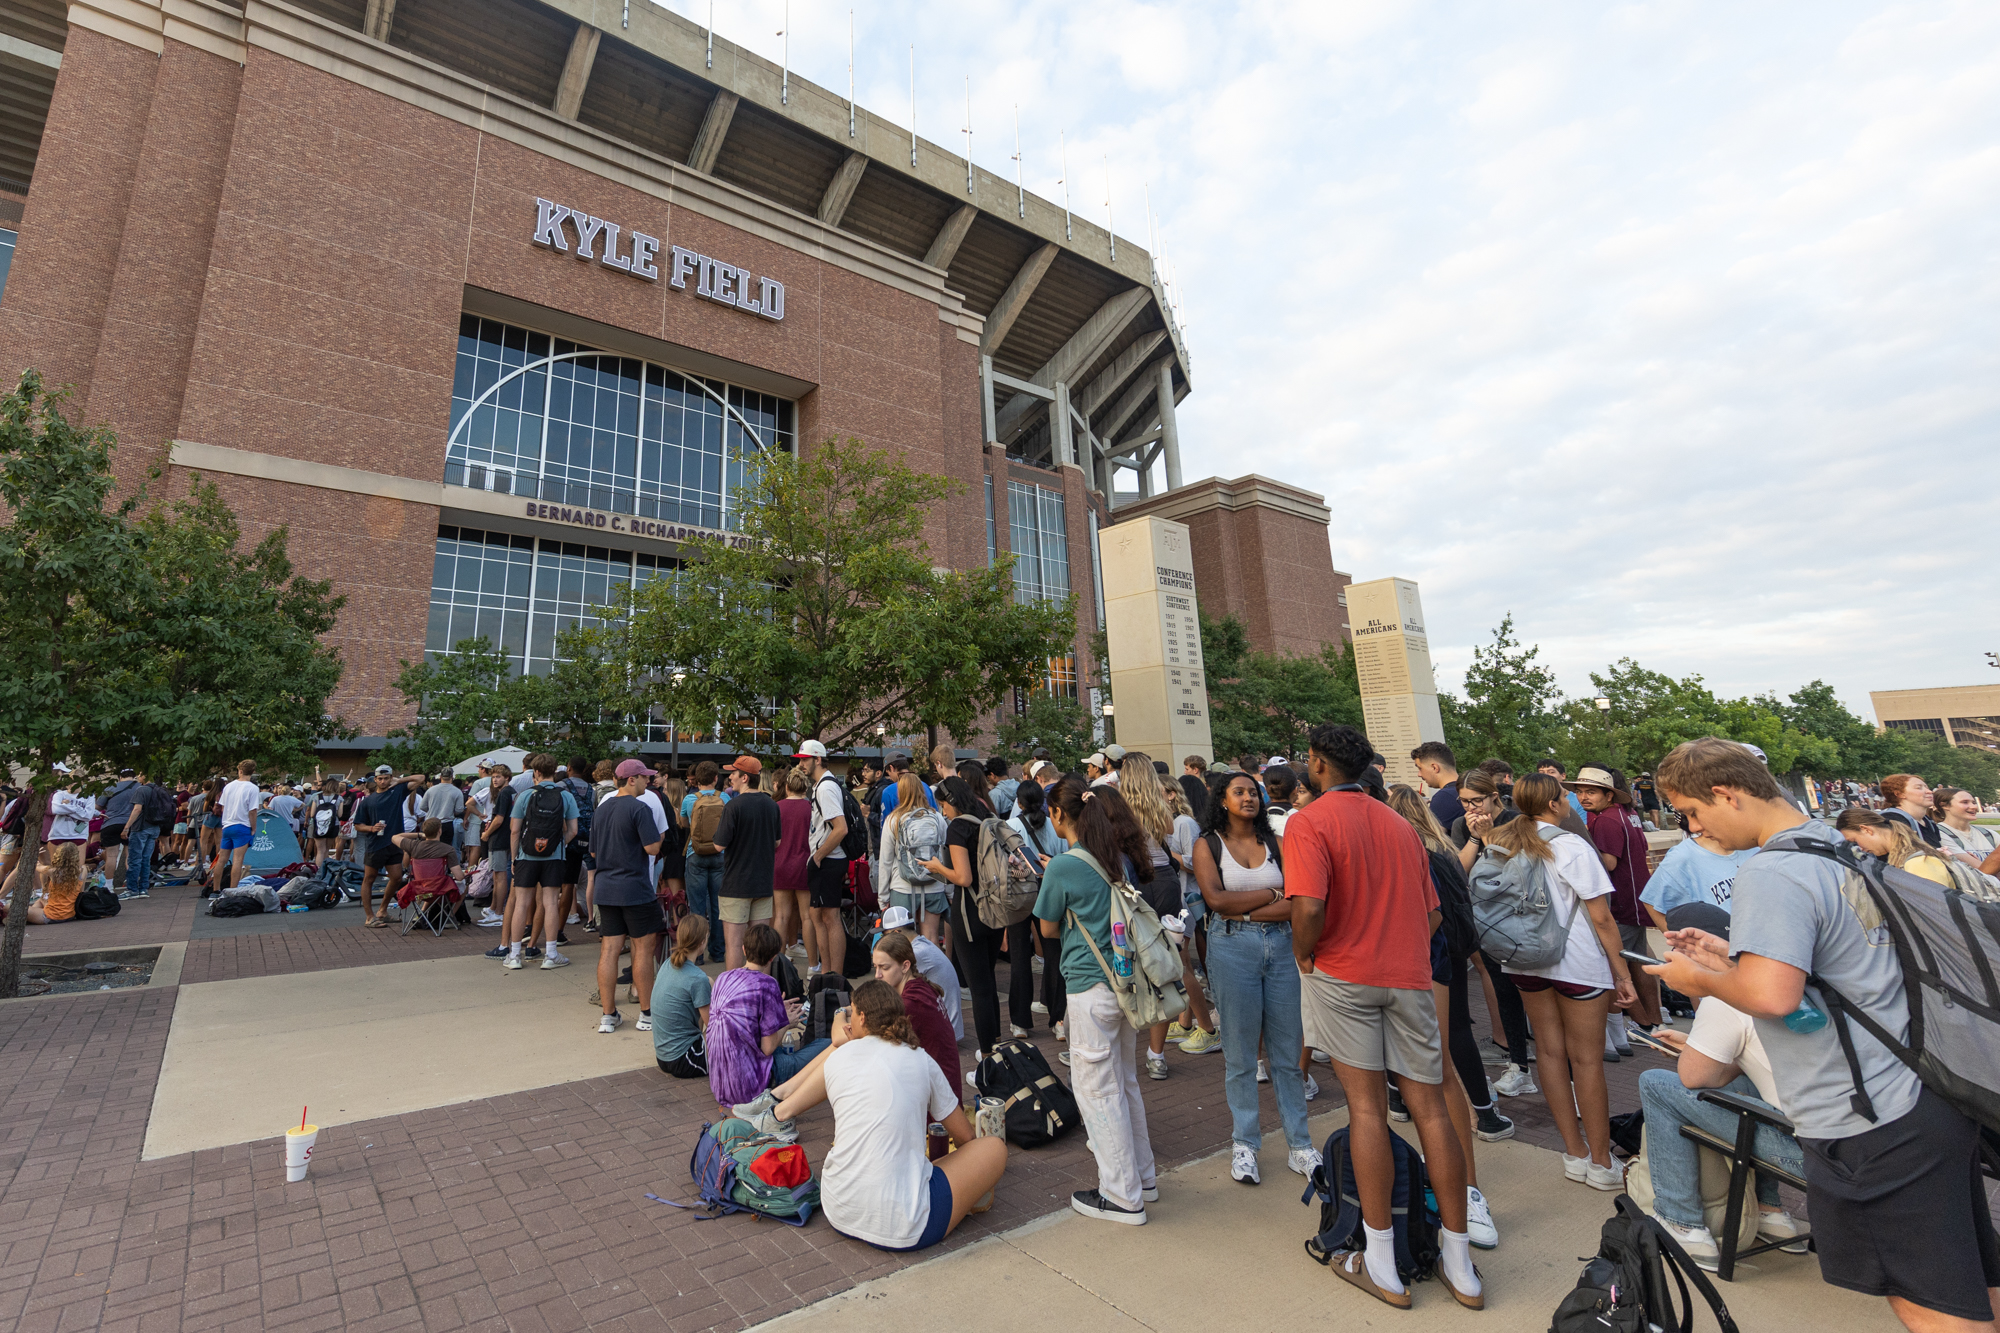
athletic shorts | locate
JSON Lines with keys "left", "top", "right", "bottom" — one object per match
{"left": 808, "top": 855, "right": 848, "bottom": 910}
{"left": 514, "top": 858, "right": 567, "bottom": 889}
{"left": 597, "top": 898, "right": 667, "bottom": 939}
{"left": 1802, "top": 1088, "right": 2000, "bottom": 1321}
{"left": 365, "top": 842, "right": 405, "bottom": 869}
{"left": 1508, "top": 974, "right": 1608, "bottom": 1001}
{"left": 1300, "top": 971, "right": 1443, "bottom": 1084}
{"left": 719, "top": 895, "right": 774, "bottom": 925}
{"left": 219, "top": 824, "right": 255, "bottom": 853}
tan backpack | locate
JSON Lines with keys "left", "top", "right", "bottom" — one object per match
{"left": 688, "top": 791, "right": 725, "bottom": 856}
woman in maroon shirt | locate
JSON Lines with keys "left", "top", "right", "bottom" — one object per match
{"left": 873, "top": 930, "right": 961, "bottom": 1089}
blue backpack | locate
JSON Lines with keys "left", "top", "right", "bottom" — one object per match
{"left": 649, "top": 1119, "right": 819, "bottom": 1226}
{"left": 1300, "top": 1125, "right": 1440, "bottom": 1283}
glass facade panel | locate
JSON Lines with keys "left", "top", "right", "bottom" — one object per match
{"left": 445, "top": 315, "right": 794, "bottom": 531}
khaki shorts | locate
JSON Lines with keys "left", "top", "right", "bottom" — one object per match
{"left": 718, "top": 895, "right": 774, "bottom": 925}
{"left": 1300, "top": 971, "right": 1444, "bottom": 1084}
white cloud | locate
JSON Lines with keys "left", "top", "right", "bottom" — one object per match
{"left": 718, "top": 0, "right": 1999, "bottom": 720}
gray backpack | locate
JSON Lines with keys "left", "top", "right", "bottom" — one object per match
{"left": 1467, "top": 824, "right": 1579, "bottom": 969}
{"left": 894, "top": 808, "right": 947, "bottom": 886}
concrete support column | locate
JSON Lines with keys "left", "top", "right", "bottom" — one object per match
{"left": 1053, "top": 380, "right": 1074, "bottom": 467}
{"left": 1156, "top": 361, "right": 1183, "bottom": 491}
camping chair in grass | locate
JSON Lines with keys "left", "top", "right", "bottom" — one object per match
{"left": 397, "top": 855, "right": 464, "bottom": 937}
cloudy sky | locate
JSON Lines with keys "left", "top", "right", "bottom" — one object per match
{"left": 691, "top": 1, "right": 1998, "bottom": 719}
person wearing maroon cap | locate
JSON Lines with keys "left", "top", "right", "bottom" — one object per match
{"left": 712, "top": 755, "right": 781, "bottom": 968}
{"left": 589, "top": 759, "right": 668, "bottom": 1033}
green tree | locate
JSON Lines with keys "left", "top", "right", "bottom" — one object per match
{"left": 604, "top": 436, "right": 1075, "bottom": 753}
{"left": 995, "top": 693, "right": 1096, "bottom": 772}
{"left": 1439, "top": 615, "right": 1568, "bottom": 772}
{"left": 1200, "top": 613, "right": 1364, "bottom": 763}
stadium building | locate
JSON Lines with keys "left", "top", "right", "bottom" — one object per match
{"left": 0, "top": 0, "right": 1346, "bottom": 762}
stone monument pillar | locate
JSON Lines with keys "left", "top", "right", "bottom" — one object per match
{"left": 1099, "top": 515, "right": 1215, "bottom": 769}
{"left": 1346, "top": 577, "right": 1446, "bottom": 788}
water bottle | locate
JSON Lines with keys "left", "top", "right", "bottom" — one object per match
{"left": 1783, "top": 996, "right": 1828, "bottom": 1034}
{"left": 1110, "top": 920, "right": 1133, "bottom": 977}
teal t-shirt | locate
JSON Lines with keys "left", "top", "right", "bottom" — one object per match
{"left": 1032, "top": 851, "right": 1117, "bottom": 996}
{"left": 513, "top": 782, "right": 579, "bottom": 861}
{"left": 651, "top": 957, "right": 713, "bottom": 1062}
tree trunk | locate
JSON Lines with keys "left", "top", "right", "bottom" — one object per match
{"left": 0, "top": 784, "right": 49, "bottom": 999}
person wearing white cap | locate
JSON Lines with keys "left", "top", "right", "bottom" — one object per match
{"left": 879, "top": 904, "right": 963, "bottom": 1043}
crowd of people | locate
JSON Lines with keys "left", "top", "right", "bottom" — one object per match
{"left": 3, "top": 727, "right": 1996, "bottom": 1331}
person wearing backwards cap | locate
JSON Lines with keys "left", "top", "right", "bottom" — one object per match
{"left": 588, "top": 759, "right": 667, "bottom": 1034}
{"left": 711, "top": 755, "right": 782, "bottom": 969}
{"left": 795, "top": 739, "right": 849, "bottom": 985}
{"left": 1568, "top": 766, "right": 1662, "bottom": 1050}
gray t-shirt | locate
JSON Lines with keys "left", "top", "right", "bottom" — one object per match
{"left": 1728, "top": 819, "right": 1921, "bottom": 1140}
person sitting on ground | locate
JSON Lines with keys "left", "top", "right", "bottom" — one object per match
{"left": 26, "top": 842, "right": 86, "bottom": 924}
{"left": 1833, "top": 807, "right": 1957, "bottom": 888}
{"left": 705, "top": 922, "right": 827, "bottom": 1113}
{"left": 1633, "top": 903, "right": 1805, "bottom": 1272}
{"left": 652, "top": 915, "right": 712, "bottom": 1079}
{"left": 817, "top": 979, "right": 1007, "bottom": 1253}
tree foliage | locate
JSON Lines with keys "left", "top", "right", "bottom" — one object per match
{"left": 1200, "top": 612, "right": 1364, "bottom": 764}
{"left": 601, "top": 436, "right": 1075, "bottom": 753}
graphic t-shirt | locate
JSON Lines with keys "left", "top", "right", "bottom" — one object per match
{"left": 1282, "top": 791, "right": 1438, "bottom": 990}
{"left": 219, "top": 779, "right": 261, "bottom": 830}
{"left": 1642, "top": 837, "right": 1756, "bottom": 918}
{"left": 706, "top": 966, "right": 786, "bottom": 1105}
{"left": 589, "top": 795, "right": 659, "bottom": 907}
{"left": 820, "top": 1036, "right": 960, "bottom": 1249}
{"left": 713, "top": 791, "right": 781, "bottom": 898}
{"left": 651, "top": 959, "right": 713, "bottom": 1064}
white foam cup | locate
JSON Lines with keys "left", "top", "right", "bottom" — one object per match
{"left": 284, "top": 1124, "right": 319, "bottom": 1182}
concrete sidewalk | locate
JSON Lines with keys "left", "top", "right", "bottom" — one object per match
{"left": 763, "top": 1110, "right": 1901, "bottom": 1333}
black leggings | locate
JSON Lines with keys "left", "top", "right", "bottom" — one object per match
{"left": 952, "top": 902, "right": 1035, "bottom": 1052}
{"left": 1479, "top": 949, "right": 1533, "bottom": 1067}
{"left": 1444, "top": 958, "right": 1494, "bottom": 1107}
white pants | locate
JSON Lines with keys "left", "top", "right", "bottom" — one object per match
{"left": 1067, "top": 983, "right": 1156, "bottom": 1211}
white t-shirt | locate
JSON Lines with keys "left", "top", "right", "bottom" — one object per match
{"left": 910, "top": 933, "right": 963, "bottom": 1041}
{"left": 1686, "top": 996, "right": 1781, "bottom": 1110}
{"left": 811, "top": 775, "right": 847, "bottom": 860}
{"left": 1505, "top": 829, "right": 1615, "bottom": 990}
{"left": 219, "top": 779, "right": 261, "bottom": 830}
{"left": 820, "top": 1036, "right": 959, "bottom": 1248}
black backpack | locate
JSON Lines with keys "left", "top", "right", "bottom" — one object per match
{"left": 1552, "top": 1195, "right": 1739, "bottom": 1333}
{"left": 1300, "top": 1125, "right": 1438, "bottom": 1283}
{"left": 73, "top": 882, "right": 122, "bottom": 919}
{"left": 971, "top": 1038, "right": 1081, "bottom": 1148}
{"left": 519, "top": 785, "right": 568, "bottom": 857}
{"left": 819, "top": 775, "right": 870, "bottom": 862}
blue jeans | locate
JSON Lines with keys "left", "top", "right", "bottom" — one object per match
{"left": 125, "top": 824, "right": 158, "bottom": 895}
{"left": 1207, "top": 918, "right": 1313, "bottom": 1152}
{"left": 684, "top": 853, "right": 725, "bottom": 960}
{"left": 1637, "top": 1069, "right": 1797, "bottom": 1226}
{"left": 770, "top": 1037, "right": 831, "bottom": 1087}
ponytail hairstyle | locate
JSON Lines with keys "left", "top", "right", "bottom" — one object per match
{"left": 1049, "top": 775, "right": 1155, "bottom": 883}
{"left": 872, "top": 930, "right": 942, "bottom": 995}
{"left": 1014, "top": 775, "right": 1049, "bottom": 830}
{"left": 1484, "top": 772, "right": 1563, "bottom": 862}
{"left": 1835, "top": 807, "right": 1930, "bottom": 868}
{"left": 850, "top": 977, "right": 921, "bottom": 1048}
{"left": 669, "top": 914, "right": 710, "bottom": 968}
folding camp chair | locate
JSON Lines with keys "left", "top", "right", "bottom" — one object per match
{"left": 397, "top": 856, "right": 463, "bottom": 937}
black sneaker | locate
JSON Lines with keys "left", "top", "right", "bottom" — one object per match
{"left": 1387, "top": 1089, "right": 1410, "bottom": 1123}
{"left": 1474, "top": 1106, "right": 1516, "bottom": 1141}
{"left": 1070, "top": 1189, "right": 1147, "bottom": 1226}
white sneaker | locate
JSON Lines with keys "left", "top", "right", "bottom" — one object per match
{"left": 1492, "top": 1063, "right": 1538, "bottom": 1097}
{"left": 1230, "top": 1143, "right": 1260, "bottom": 1185}
{"left": 1287, "top": 1147, "right": 1322, "bottom": 1178}
{"left": 1757, "top": 1209, "right": 1810, "bottom": 1254}
{"left": 1585, "top": 1160, "right": 1624, "bottom": 1192}
{"left": 1303, "top": 1074, "right": 1320, "bottom": 1101}
{"left": 1031, "top": 1000, "right": 1048, "bottom": 1015}
{"left": 1563, "top": 1153, "right": 1589, "bottom": 1182}
{"left": 1146, "top": 1051, "right": 1169, "bottom": 1080}
{"left": 540, "top": 952, "right": 571, "bottom": 969}
{"left": 1466, "top": 1186, "right": 1499, "bottom": 1250}
{"left": 1256, "top": 1057, "right": 1270, "bottom": 1084}
{"left": 597, "top": 1011, "right": 622, "bottom": 1033}
{"left": 1658, "top": 1216, "right": 1720, "bottom": 1271}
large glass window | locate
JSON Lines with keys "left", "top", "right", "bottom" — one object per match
{"left": 445, "top": 316, "right": 795, "bottom": 531}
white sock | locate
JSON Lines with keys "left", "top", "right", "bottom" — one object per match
{"left": 1363, "top": 1223, "right": 1404, "bottom": 1294}
{"left": 1441, "top": 1227, "right": 1481, "bottom": 1295}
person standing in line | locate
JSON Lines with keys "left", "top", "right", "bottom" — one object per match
{"left": 214, "top": 760, "right": 262, "bottom": 897}
{"left": 1035, "top": 775, "right": 1160, "bottom": 1226}
{"left": 1650, "top": 738, "right": 1998, "bottom": 1333}
{"left": 506, "top": 754, "right": 577, "bottom": 971}
{"left": 1877, "top": 774, "right": 1942, "bottom": 848}
{"left": 1193, "top": 769, "right": 1314, "bottom": 1186}
{"left": 710, "top": 756, "right": 781, "bottom": 970}
{"left": 1286, "top": 724, "right": 1482, "bottom": 1311}
{"left": 773, "top": 767, "right": 814, "bottom": 970}
{"left": 682, "top": 761, "right": 728, "bottom": 963}
{"left": 1568, "top": 766, "right": 1663, "bottom": 1050}
{"left": 589, "top": 759, "right": 667, "bottom": 1034}
{"left": 1480, "top": 773, "right": 1636, "bottom": 1191}
{"left": 1412, "top": 742, "right": 1465, "bottom": 832}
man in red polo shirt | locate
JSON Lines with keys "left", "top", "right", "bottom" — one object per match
{"left": 1287, "top": 723, "right": 1481, "bottom": 1313}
